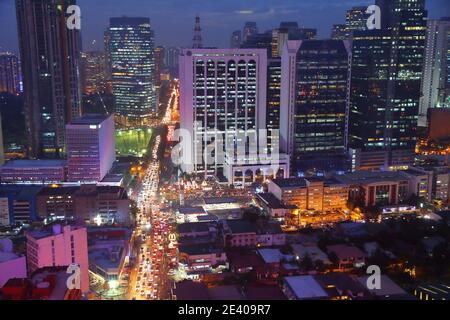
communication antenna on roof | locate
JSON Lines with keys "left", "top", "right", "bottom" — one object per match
{"left": 193, "top": 15, "right": 203, "bottom": 49}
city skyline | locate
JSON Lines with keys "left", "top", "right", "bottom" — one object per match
{"left": 0, "top": 0, "right": 449, "bottom": 304}
{"left": 0, "top": 0, "right": 448, "bottom": 53}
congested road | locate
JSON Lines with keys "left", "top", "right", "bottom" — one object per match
{"left": 129, "top": 81, "right": 179, "bottom": 300}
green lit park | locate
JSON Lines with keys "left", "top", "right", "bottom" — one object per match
{"left": 116, "top": 128, "right": 153, "bottom": 158}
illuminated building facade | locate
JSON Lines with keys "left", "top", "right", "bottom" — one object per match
{"left": 16, "top": 0, "right": 82, "bottom": 158}
{"left": 80, "top": 51, "right": 109, "bottom": 95}
{"left": 26, "top": 225, "right": 89, "bottom": 292}
{"left": 66, "top": 114, "right": 115, "bottom": 183}
{"left": 179, "top": 48, "right": 268, "bottom": 177}
{"left": 109, "top": 17, "right": 157, "bottom": 122}
{"left": 348, "top": 0, "right": 427, "bottom": 171}
{"left": 419, "top": 18, "right": 450, "bottom": 126}
{"left": 0, "top": 52, "right": 21, "bottom": 94}
{"left": 281, "top": 40, "right": 351, "bottom": 174}
{"left": 331, "top": 6, "right": 370, "bottom": 40}
{"left": 268, "top": 177, "right": 349, "bottom": 212}
{"left": 0, "top": 159, "right": 67, "bottom": 183}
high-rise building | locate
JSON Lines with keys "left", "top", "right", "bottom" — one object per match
{"left": 193, "top": 15, "right": 203, "bottom": 49}
{"left": 154, "top": 46, "right": 166, "bottom": 86}
{"left": 26, "top": 224, "right": 89, "bottom": 292}
{"left": 271, "top": 29, "right": 289, "bottom": 58}
{"left": 166, "top": 47, "right": 180, "bottom": 77}
{"left": 230, "top": 30, "right": 242, "bottom": 48}
{"left": 281, "top": 40, "right": 351, "bottom": 174}
{"left": 243, "top": 22, "right": 258, "bottom": 43}
{"left": 16, "top": 0, "right": 82, "bottom": 158}
{"left": 109, "top": 17, "right": 157, "bottom": 123}
{"left": 279, "top": 22, "right": 317, "bottom": 41}
{"left": 0, "top": 52, "right": 21, "bottom": 95}
{"left": 80, "top": 51, "right": 108, "bottom": 96}
{"left": 348, "top": 0, "right": 427, "bottom": 171}
{"left": 331, "top": 24, "right": 348, "bottom": 40}
{"left": 179, "top": 49, "right": 268, "bottom": 176}
{"left": 66, "top": 114, "right": 115, "bottom": 183}
{"left": 419, "top": 18, "right": 450, "bottom": 126}
{"left": 331, "top": 6, "right": 370, "bottom": 40}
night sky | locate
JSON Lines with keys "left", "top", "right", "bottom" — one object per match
{"left": 0, "top": 0, "right": 449, "bottom": 53}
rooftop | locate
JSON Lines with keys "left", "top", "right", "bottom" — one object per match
{"left": 257, "top": 248, "right": 284, "bottom": 264}
{"left": 178, "top": 206, "right": 206, "bottom": 215}
{"left": 256, "top": 193, "right": 287, "bottom": 209}
{"left": 357, "top": 275, "right": 408, "bottom": 298}
{"left": 336, "top": 170, "right": 409, "bottom": 185}
{"left": 284, "top": 275, "right": 329, "bottom": 300}
{"left": 204, "top": 197, "right": 238, "bottom": 205}
{"left": 1, "top": 159, "right": 67, "bottom": 168}
{"left": 326, "top": 244, "right": 367, "bottom": 260}
{"left": 271, "top": 178, "right": 307, "bottom": 189}
{"left": 0, "top": 251, "right": 22, "bottom": 263}
{"left": 179, "top": 244, "right": 223, "bottom": 256}
{"left": 68, "top": 113, "right": 111, "bottom": 125}
{"left": 177, "top": 222, "right": 213, "bottom": 234}
{"left": 208, "top": 285, "right": 244, "bottom": 300}
{"left": 245, "top": 284, "right": 286, "bottom": 300}
{"left": 226, "top": 219, "right": 257, "bottom": 234}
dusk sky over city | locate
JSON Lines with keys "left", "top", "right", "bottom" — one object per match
{"left": 0, "top": 0, "right": 449, "bottom": 52}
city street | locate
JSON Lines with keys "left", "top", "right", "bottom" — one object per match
{"left": 128, "top": 81, "right": 179, "bottom": 300}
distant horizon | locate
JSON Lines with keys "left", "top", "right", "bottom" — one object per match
{"left": 0, "top": 0, "right": 449, "bottom": 54}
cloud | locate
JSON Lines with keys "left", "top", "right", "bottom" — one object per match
{"left": 235, "top": 10, "right": 254, "bottom": 15}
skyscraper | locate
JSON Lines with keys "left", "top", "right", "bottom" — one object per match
{"left": 66, "top": 114, "right": 116, "bottom": 183}
{"left": 281, "top": 40, "right": 351, "bottom": 174}
{"left": 109, "top": 17, "right": 157, "bottom": 124}
{"left": 166, "top": 47, "right": 181, "bottom": 77}
{"left": 0, "top": 52, "right": 21, "bottom": 95}
{"left": 80, "top": 51, "right": 108, "bottom": 96}
{"left": 179, "top": 49, "right": 268, "bottom": 176}
{"left": 348, "top": 0, "right": 427, "bottom": 171}
{"left": 193, "top": 15, "right": 203, "bottom": 49}
{"left": 243, "top": 22, "right": 258, "bottom": 43}
{"left": 419, "top": 18, "right": 450, "bottom": 126}
{"left": 154, "top": 46, "right": 167, "bottom": 86}
{"left": 16, "top": 0, "right": 82, "bottom": 158}
{"left": 230, "top": 30, "right": 242, "bottom": 48}
{"left": 331, "top": 6, "right": 370, "bottom": 40}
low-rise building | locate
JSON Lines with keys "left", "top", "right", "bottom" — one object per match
{"left": 223, "top": 219, "right": 257, "bottom": 247}
{"left": 0, "top": 185, "right": 42, "bottom": 225}
{"left": 178, "top": 244, "right": 227, "bottom": 276}
{"left": 268, "top": 177, "right": 349, "bottom": 212}
{"left": 0, "top": 160, "right": 67, "bottom": 184}
{"left": 326, "top": 244, "right": 367, "bottom": 270}
{"left": 1, "top": 267, "right": 83, "bottom": 300}
{"left": 254, "top": 193, "right": 293, "bottom": 221}
{"left": 26, "top": 224, "right": 89, "bottom": 292}
{"left": 176, "top": 206, "right": 208, "bottom": 224}
{"left": 177, "top": 222, "right": 217, "bottom": 240}
{"left": 336, "top": 171, "right": 411, "bottom": 207}
{"left": 36, "top": 185, "right": 131, "bottom": 226}
{"left": 291, "top": 243, "right": 332, "bottom": 266}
